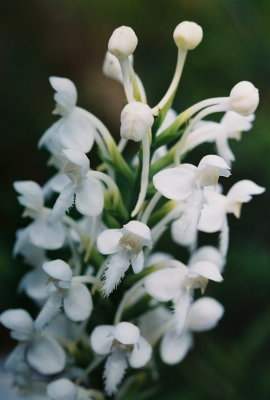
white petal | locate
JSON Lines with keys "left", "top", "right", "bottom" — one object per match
{"left": 62, "top": 148, "right": 90, "bottom": 171}
{"left": 198, "top": 154, "right": 231, "bottom": 177}
{"left": 128, "top": 336, "right": 152, "bottom": 368}
{"left": 90, "top": 325, "right": 114, "bottom": 355}
{"left": 227, "top": 179, "right": 265, "bottom": 204}
{"left": 221, "top": 110, "right": 254, "bottom": 134}
{"left": 103, "top": 349, "right": 127, "bottom": 396}
{"left": 27, "top": 336, "right": 66, "bottom": 375}
{"left": 187, "top": 297, "right": 224, "bottom": 331}
{"left": 198, "top": 191, "right": 226, "bottom": 233}
{"left": 49, "top": 182, "right": 75, "bottom": 223}
{"left": 122, "top": 221, "right": 152, "bottom": 247}
{"left": 47, "top": 378, "right": 78, "bottom": 400}
{"left": 114, "top": 322, "right": 140, "bottom": 345}
{"left": 43, "top": 259, "right": 72, "bottom": 282}
{"left": 49, "top": 76, "right": 77, "bottom": 113}
{"left": 75, "top": 176, "right": 104, "bottom": 217}
{"left": 173, "top": 291, "right": 192, "bottom": 334}
{"left": 144, "top": 268, "right": 186, "bottom": 302}
{"left": 189, "top": 246, "right": 225, "bottom": 272}
{"left": 19, "top": 269, "right": 49, "bottom": 302}
{"left": 188, "top": 261, "right": 223, "bottom": 282}
{"left": 0, "top": 309, "right": 33, "bottom": 340}
{"left": 58, "top": 111, "right": 95, "bottom": 153}
{"left": 131, "top": 251, "right": 144, "bottom": 273}
{"left": 14, "top": 180, "right": 43, "bottom": 211}
{"left": 29, "top": 217, "right": 66, "bottom": 250}
{"left": 97, "top": 229, "right": 122, "bottom": 254}
{"left": 44, "top": 173, "right": 70, "bottom": 195}
{"left": 64, "top": 282, "right": 93, "bottom": 321}
{"left": 4, "top": 343, "right": 28, "bottom": 373}
{"left": 153, "top": 166, "right": 196, "bottom": 200}
{"left": 147, "top": 252, "right": 173, "bottom": 266}
{"left": 161, "top": 330, "right": 193, "bottom": 365}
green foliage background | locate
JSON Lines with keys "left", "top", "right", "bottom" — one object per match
{"left": 0, "top": 0, "right": 269, "bottom": 398}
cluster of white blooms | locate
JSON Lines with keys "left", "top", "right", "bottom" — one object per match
{"left": 1, "top": 21, "right": 265, "bottom": 399}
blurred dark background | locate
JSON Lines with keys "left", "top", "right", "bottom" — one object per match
{"left": 0, "top": 0, "right": 269, "bottom": 399}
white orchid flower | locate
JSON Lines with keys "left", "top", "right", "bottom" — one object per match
{"left": 97, "top": 221, "right": 152, "bottom": 296}
{"left": 199, "top": 179, "right": 265, "bottom": 233}
{"left": 188, "top": 245, "right": 225, "bottom": 273}
{"left": 153, "top": 155, "right": 230, "bottom": 249}
{"left": 90, "top": 321, "right": 152, "bottom": 396}
{"left": 144, "top": 259, "right": 222, "bottom": 333}
{"left": 153, "top": 154, "right": 230, "bottom": 201}
{"left": 182, "top": 111, "right": 254, "bottom": 165}
{"left": 161, "top": 297, "right": 224, "bottom": 365}
{"left": 0, "top": 309, "right": 66, "bottom": 375}
{"left": 14, "top": 181, "right": 66, "bottom": 250}
{"left": 34, "top": 259, "right": 93, "bottom": 329}
{"left": 50, "top": 149, "right": 104, "bottom": 223}
{"left": 38, "top": 77, "right": 96, "bottom": 155}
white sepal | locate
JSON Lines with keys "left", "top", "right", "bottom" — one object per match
{"left": 0, "top": 309, "right": 33, "bottom": 341}
{"left": 114, "top": 322, "right": 140, "bottom": 345}
{"left": 49, "top": 76, "right": 77, "bottom": 115}
{"left": 47, "top": 378, "right": 78, "bottom": 400}
{"left": 161, "top": 330, "right": 193, "bottom": 365}
{"left": 63, "top": 282, "right": 93, "bottom": 322}
{"left": 128, "top": 336, "right": 152, "bottom": 368}
{"left": 97, "top": 229, "right": 123, "bottom": 254}
{"left": 90, "top": 325, "right": 115, "bottom": 355}
{"left": 187, "top": 297, "right": 224, "bottom": 331}
{"left": 144, "top": 267, "right": 186, "bottom": 302}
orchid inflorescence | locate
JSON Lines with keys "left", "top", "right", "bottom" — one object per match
{"left": 1, "top": 21, "right": 265, "bottom": 399}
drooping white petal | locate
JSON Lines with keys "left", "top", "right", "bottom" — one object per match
{"left": 103, "top": 349, "right": 128, "bottom": 396}
{"left": 64, "top": 282, "right": 93, "bottom": 321}
{"left": 14, "top": 181, "right": 44, "bottom": 212}
{"left": 75, "top": 176, "right": 104, "bottom": 217}
{"left": 226, "top": 180, "right": 265, "bottom": 205}
{"left": 144, "top": 267, "right": 186, "bottom": 302}
{"left": 47, "top": 378, "right": 78, "bottom": 400}
{"left": 215, "top": 127, "right": 235, "bottom": 164}
{"left": 49, "top": 76, "right": 77, "bottom": 114}
{"left": 57, "top": 111, "right": 95, "bottom": 154}
{"left": 97, "top": 229, "right": 123, "bottom": 254}
{"left": 27, "top": 336, "right": 66, "bottom": 375}
{"left": 43, "top": 259, "right": 72, "bottom": 282}
{"left": 198, "top": 191, "right": 226, "bottom": 233}
{"left": 188, "top": 261, "right": 223, "bottom": 282}
{"left": 29, "top": 216, "right": 66, "bottom": 250}
{"left": 128, "top": 336, "right": 152, "bottom": 368}
{"left": 90, "top": 325, "right": 114, "bottom": 355}
{"left": 19, "top": 268, "right": 48, "bottom": 302}
{"left": 114, "top": 322, "right": 140, "bottom": 345}
{"left": 0, "top": 309, "right": 33, "bottom": 340}
{"left": 160, "top": 330, "right": 193, "bottom": 365}
{"left": 131, "top": 251, "right": 144, "bottom": 273}
{"left": 187, "top": 297, "right": 224, "bottom": 332}
{"left": 221, "top": 111, "right": 254, "bottom": 135}
{"left": 153, "top": 166, "right": 196, "bottom": 200}
{"left": 189, "top": 246, "right": 225, "bottom": 272}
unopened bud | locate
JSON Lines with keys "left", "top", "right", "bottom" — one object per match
{"left": 103, "top": 52, "right": 134, "bottom": 82}
{"left": 120, "top": 102, "right": 154, "bottom": 142}
{"left": 173, "top": 21, "right": 203, "bottom": 50}
{"left": 229, "top": 81, "right": 259, "bottom": 116}
{"left": 108, "top": 26, "right": 138, "bottom": 59}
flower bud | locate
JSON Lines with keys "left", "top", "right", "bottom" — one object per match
{"left": 120, "top": 102, "right": 154, "bottom": 142}
{"left": 229, "top": 81, "right": 259, "bottom": 116}
{"left": 173, "top": 21, "right": 203, "bottom": 50}
{"left": 102, "top": 51, "right": 134, "bottom": 82}
{"left": 108, "top": 26, "right": 138, "bottom": 59}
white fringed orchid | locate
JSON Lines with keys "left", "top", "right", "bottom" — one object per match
{"left": 160, "top": 297, "right": 224, "bottom": 365}
{"left": 0, "top": 309, "right": 66, "bottom": 375}
{"left": 199, "top": 180, "right": 265, "bottom": 233}
{"left": 97, "top": 221, "right": 152, "bottom": 295}
{"left": 50, "top": 149, "right": 104, "bottom": 223}
{"left": 153, "top": 155, "right": 230, "bottom": 248}
{"left": 182, "top": 111, "right": 254, "bottom": 165}
{"left": 14, "top": 181, "right": 66, "bottom": 250}
{"left": 144, "top": 259, "right": 222, "bottom": 333}
{"left": 34, "top": 259, "right": 93, "bottom": 329}
{"left": 38, "top": 77, "right": 96, "bottom": 155}
{"left": 90, "top": 322, "right": 152, "bottom": 396}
